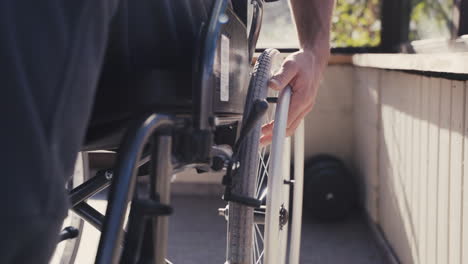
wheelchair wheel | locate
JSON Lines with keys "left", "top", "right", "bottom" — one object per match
{"left": 225, "top": 49, "right": 296, "bottom": 264}
{"left": 50, "top": 152, "right": 89, "bottom": 264}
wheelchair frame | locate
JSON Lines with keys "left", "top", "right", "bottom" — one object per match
{"left": 62, "top": 1, "right": 272, "bottom": 263}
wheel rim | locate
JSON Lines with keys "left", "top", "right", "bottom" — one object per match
{"left": 252, "top": 91, "right": 291, "bottom": 264}
{"left": 259, "top": 87, "right": 292, "bottom": 264}
{"left": 252, "top": 142, "right": 291, "bottom": 264}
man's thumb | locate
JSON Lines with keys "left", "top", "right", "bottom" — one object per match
{"left": 268, "top": 62, "right": 297, "bottom": 91}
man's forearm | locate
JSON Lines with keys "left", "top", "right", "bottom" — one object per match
{"left": 289, "top": 0, "right": 335, "bottom": 53}
{"left": 262, "top": 1, "right": 336, "bottom": 144}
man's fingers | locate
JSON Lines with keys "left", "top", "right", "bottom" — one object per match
{"left": 286, "top": 104, "right": 313, "bottom": 137}
{"left": 261, "top": 103, "right": 313, "bottom": 145}
{"left": 287, "top": 89, "right": 310, "bottom": 128}
{"left": 262, "top": 94, "right": 305, "bottom": 139}
{"left": 260, "top": 134, "right": 273, "bottom": 147}
{"left": 261, "top": 93, "right": 313, "bottom": 138}
{"left": 261, "top": 121, "right": 274, "bottom": 136}
{"left": 268, "top": 61, "right": 298, "bottom": 91}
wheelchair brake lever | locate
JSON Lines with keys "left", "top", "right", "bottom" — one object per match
{"left": 221, "top": 99, "right": 268, "bottom": 208}
{"left": 58, "top": 226, "right": 80, "bottom": 242}
{"left": 223, "top": 192, "right": 263, "bottom": 208}
{"left": 221, "top": 160, "right": 263, "bottom": 208}
{"left": 233, "top": 99, "right": 268, "bottom": 155}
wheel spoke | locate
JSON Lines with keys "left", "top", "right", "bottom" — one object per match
{"left": 253, "top": 225, "right": 264, "bottom": 264}
{"left": 255, "top": 224, "right": 264, "bottom": 243}
{"left": 256, "top": 152, "right": 270, "bottom": 198}
{"left": 137, "top": 154, "right": 150, "bottom": 167}
{"left": 258, "top": 188, "right": 267, "bottom": 201}
{"left": 256, "top": 150, "right": 264, "bottom": 187}
{"left": 254, "top": 225, "right": 260, "bottom": 262}
{"left": 256, "top": 250, "right": 264, "bottom": 264}
{"left": 253, "top": 135, "right": 268, "bottom": 263}
{"left": 256, "top": 149, "right": 265, "bottom": 185}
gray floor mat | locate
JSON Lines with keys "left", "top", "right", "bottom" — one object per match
{"left": 167, "top": 195, "right": 388, "bottom": 264}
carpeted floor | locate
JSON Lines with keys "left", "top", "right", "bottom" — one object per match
{"left": 167, "top": 196, "right": 388, "bottom": 264}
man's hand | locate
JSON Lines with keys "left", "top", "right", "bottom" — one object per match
{"left": 259, "top": 0, "right": 335, "bottom": 146}
{"left": 260, "top": 48, "right": 329, "bottom": 146}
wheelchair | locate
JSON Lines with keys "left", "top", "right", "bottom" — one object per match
{"left": 53, "top": 1, "right": 305, "bottom": 263}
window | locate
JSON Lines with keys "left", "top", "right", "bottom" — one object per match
{"left": 256, "top": 1, "right": 300, "bottom": 48}
{"left": 409, "top": 0, "right": 456, "bottom": 41}
{"left": 256, "top": 0, "right": 382, "bottom": 49}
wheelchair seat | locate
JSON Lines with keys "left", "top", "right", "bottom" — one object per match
{"left": 84, "top": 0, "right": 250, "bottom": 150}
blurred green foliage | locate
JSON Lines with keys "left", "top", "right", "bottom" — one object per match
{"left": 409, "top": 0, "right": 454, "bottom": 40}
{"left": 331, "top": 0, "right": 382, "bottom": 47}
{"left": 259, "top": 0, "right": 455, "bottom": 48}
{"left": 259, "top": 0, "right": 383, "bottom": 48}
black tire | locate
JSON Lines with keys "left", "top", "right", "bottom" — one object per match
{"left": 226, "top": 49, "right": 279, "bottom": 264}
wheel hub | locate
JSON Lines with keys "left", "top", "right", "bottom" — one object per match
{"left": 279, "top": 204, "right": 289, "bottom": 230}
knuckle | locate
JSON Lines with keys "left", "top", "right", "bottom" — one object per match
{"left": 273, "top": 77, "right": 288, "bottom": 87}
{"left": 273, "top": 74, "right": 285, "bottom": 83}
{"left": 283, "top": 60, "right": 298, "bottom": 71}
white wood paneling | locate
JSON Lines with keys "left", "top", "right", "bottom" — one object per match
{"left": 352, "top": 67, "right": 468, "bottom": 264}
{"left": 410, "top": 75, "right": 422, "bottom": 264}
{"left": 379, "top": 70, "right": 403, "bottom": 261}
{"left": 427, "top": 78, "right": 441, "bottom": 264}
{"left": 379, "top": 71, "right": 414, "bottom": 264}
{"left": 353, "top": 53, "right": 468, "bottom": 74}
{"left": 437, "top": 79, "right": 451, "bottom": 264}
{"left": 448, "top": 81, "right": 464, "bottom": 264}
{"left": 461, "top": 81, "right": 468, "bottom": 264}
{"left": 400, "top": 73, "right": 417, "bottom": 263}
{"left": 418, "top": 76, "right": 431, "bottom": 264}
{"left": 403, "top": 73, "right": 416, "bottom": 263}
{"left": 353, "top": 68, "right": 381, "bottom": 222}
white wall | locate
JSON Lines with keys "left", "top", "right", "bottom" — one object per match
{"left": 303, "top": 65, "right": 355, "bottom": 164}
{"left": 353, "top": 68, "right": 380, "bottom": 223}
{"left": 354, "top": 68, "right": 468, "bottom": 264}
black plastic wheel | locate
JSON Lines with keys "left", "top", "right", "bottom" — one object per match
{"left": 226, "top": 48, "right": 280, "bottom": 264}
{"left": 303, "top": 154, "right": 357, "bottom": 221}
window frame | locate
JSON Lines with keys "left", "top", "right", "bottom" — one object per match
{"left": 459, "top": 0, "right": 468, "bottom": 35}
{"left": 381, "top": 0, "right": 468, "bottom": 53}
{"left": 255, "top": 0, "right": 467, "bottom": 54}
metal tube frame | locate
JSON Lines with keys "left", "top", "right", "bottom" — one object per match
{"left": 150, "top": 135, "right": 173, "bottom": 264}
{"left": 248, "top": 0, "right": 264, "bottom": 61}
{"left": 94, "top": 113, "right": 174, "bottom": 264}
{"left": 73, "top": 202, "right": 105, "bottom": 231}
{"left": 69, "top": 169, "right": 113, "bottom": 207}
{"left": 134, "top": 134, "right": 173, "bottom": 264}
{"left": 65, "top": 1, "right": 273, "bottom": 262}
{"left": 193, "top": 0, "right": 229, "bottom": 131}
